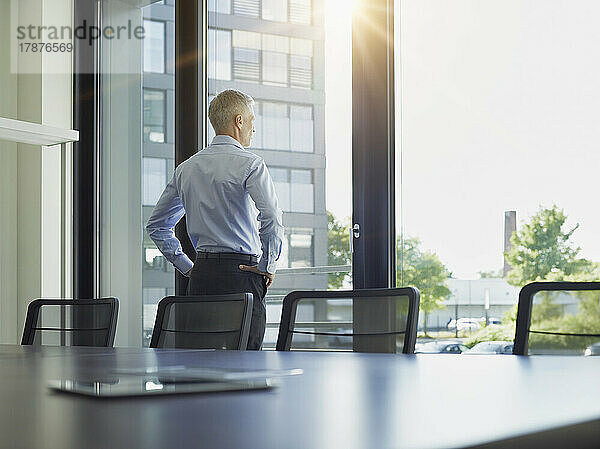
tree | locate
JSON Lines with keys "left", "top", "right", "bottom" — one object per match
{"left": 397, "top": 237, "right": 451, "bottom": 335}
{"left": 327, "top": 211, "right": 352, "bottom": 289}
{"left": 467, "top": 205, "right": 600, "bottom": 351}
{"left": 505, "top": 205, "right": 595, "bottom": 287}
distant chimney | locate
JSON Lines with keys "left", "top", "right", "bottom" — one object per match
{"left": 503, "top": 211, "right": 517, "bottom": 277}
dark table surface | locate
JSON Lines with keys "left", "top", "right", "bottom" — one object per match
{"left": 1, "top": 344, "right": 599, "bottom": 449}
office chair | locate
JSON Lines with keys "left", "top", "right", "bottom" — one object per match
{"left": 21, "top": 298, "right": 119, "bottom": 347}
{"left": 513, "top": 282, "right": 600, "bottom": 355}
{"left": 276, "top": 287, "right": 420, "bottom": 353}
{"left": 150, "top": 294, "right": 253, "bottom": 350}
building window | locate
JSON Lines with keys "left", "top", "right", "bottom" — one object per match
{"left": 289, "top": 0, "right": 311, "bottom": 24}
{"left": 291, "top": 169, "right": 314, "bottom": 213}
{"left": 143, "top": 20, "right": 165, "bottom": 73}
{"left": 270, "top": 167, "right": 314, "bottom": 213}
{"left": 208, "top": 0, "right": 231, "bottom": 14}
{"left": 262, "top": 0, "right": 288, "bottom": 22}
{"left": 279, "top": 229, "right": 314, "bottom": 268}
{"left": 262, "top": 102, "right": 290, "bottom": 150}
{"left": 262, "top": 51, "right": 288, "bottom": 86}
{"left": 142, "top": 157, "right": 167, "bottom": 206}
{"left": 232, "top": 30, "right": 260, "bottom": 82}
{"left": 227, "top": 30, "right": 312, "bottom": 89}
{"left": 231, "top": 0, "right": 311, "bottom": 23}
{"left": 143, "top": 89, "right": 166, "bottom": 143}
{"left": 290, "top": 38, "right": 313, "bottom": 88}
{"left": 208, "top": 29, "right": 232, "bottom": 80}
{"left": 271, "top": 168, "right": 291, "bottom": 212}
{"left": 290, "top": 105, "right": 313, "bottom": 152}
{"left": 233, "top": 0, "right": 259, "bottom": 17}
{"left": 250, "top": 101, "right": 313, "bottom": 153}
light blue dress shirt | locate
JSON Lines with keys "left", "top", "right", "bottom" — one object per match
{"left": 146, "top": 135, "right": 284, "bottom": 274}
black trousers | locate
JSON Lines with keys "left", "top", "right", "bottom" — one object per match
{"left": 186, "top": 256, "right": 267, "bottom": 350}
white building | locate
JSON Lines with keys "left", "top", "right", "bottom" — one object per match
{"left": 422, "top": 278, "right": 520, "bottom": 331}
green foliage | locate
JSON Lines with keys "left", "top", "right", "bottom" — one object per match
{"left": 527, "top": 291, "right": 600, "bottom": 352}
{"left": 327, "top": 211, "right": 352, "bottom": 289}
{"left": 397, "top": 236, "right": 451, "bottom": 334}
{"left": 464, "top": 324, "right": 515, "bottom": 347}
{"left": 478, "top": 268, "right": 503, "bottom": 279}
{"left": 505, "top": 205, "right": 594, "bottom": 286}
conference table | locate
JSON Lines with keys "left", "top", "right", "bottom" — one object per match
{"left": 1, "top": 345, "right": 599, "bottom": 449}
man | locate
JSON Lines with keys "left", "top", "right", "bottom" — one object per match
{"left": 146, "top": 89, "right": 284, "bottom": 350}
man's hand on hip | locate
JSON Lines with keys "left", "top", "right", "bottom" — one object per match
{"left": 238, "top": 264, "right": 275, "bottom": 288}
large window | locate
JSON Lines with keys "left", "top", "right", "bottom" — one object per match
{"left": 397, "top": 0, "right": 600, "bottom": 351}
{"left": 209, "top": 0, "right": 352, "bottom": 351}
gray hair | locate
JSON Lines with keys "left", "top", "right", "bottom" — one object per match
{"left": 208, "top": 89, "right": 254, "bottom": 133}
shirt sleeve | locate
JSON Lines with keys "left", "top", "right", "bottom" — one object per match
{"left": 145, "top": 173, "right": 194, "bottom": 275}
{"left": 245, "top": 158, "right": 284, "bottom": 274}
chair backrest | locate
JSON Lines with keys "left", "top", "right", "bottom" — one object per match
{"left": 21, "top": 298, "right": 119, "bottom": 347}
{"left": 150, "top": 294, "right": 253, "bottom": 350}
{"left": 276, "top": 288, "right": 420, "bottom": 353}
{"left": 514, "top": 282, "right": 600, "bottom": 355}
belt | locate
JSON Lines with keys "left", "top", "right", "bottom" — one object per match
{"left": 196, "top": 252, "right": 258, "bottom": 265}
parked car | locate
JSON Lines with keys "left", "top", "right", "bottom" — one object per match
{"left": 447, "top": 318, "right": 482, "bottom": 331}
{"left": 415, "top": 341, "right": 470, "bottom": 354}
{"left": 584, "top": 342, "right": 600, "bottom": 356}
{"left": 463, "top": 341, "right": 514, "bottom": 355}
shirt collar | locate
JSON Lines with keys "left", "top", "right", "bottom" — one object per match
{"left": 210, "top": 134, "right": 245, "bottom": 150}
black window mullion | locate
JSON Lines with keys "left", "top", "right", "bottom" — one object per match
{"left": 352, "top": 0, "right": 396, "bottom": 289}
{"left": 174, "top": 0, "right": 201, "bottom": 295}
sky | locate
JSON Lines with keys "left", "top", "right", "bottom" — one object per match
{"left": 325, "top": 0, "right": 600, "bottom": 279}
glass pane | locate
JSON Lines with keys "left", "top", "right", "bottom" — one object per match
{"left": 32, "top": 304, "right": 115, "bottom": 347}
{"left": 289, "top": 232, "right": 313, "bottom": 267}
{"left": 101, "top": 0, "right": 175, "bottom": 347}
{"left": 263, "top": 0, "right": 288, "bottom": 22}
{"left": 209, "top": 0, "right": 352, "bottom": 351}
{"left": 143, "top": 20, "right": 165, "bottom": 73}
{"left": 262, "top": 102, "right": 290, "bottom": 150}
{"left": 397, "top": 1, "right": 600, "bottom": 353}
{"left": 288, "top": 295, "right": 411, "bottom": 353}
{"left": 290, "top": 55, "right": 312, "bottom": 88}
{"left": 142, "top": 158, "right": 167, "bottom": 206}
{"left": 262, "top": 52, "right": 288, "bottom": 86}
{"left": 233, "top": 0, "right": 259, "bottom": 18}
{"left": 208, "top": 29, "right": 232, "bottom": 80}
{"left": 289, "top": 0, "right": 312, "bottom": 25}
{"left": 290, "top": 105, "right": 314, "bottom": 152}
{"left": 233, "top": 48, "right": 260, "bottom": 82}
{"left": 528, "top": 290, "right": 600, "bottom": 356}
{"left": 209, "top": 0, "right": 231, "bottom": 14}
{"left": 143, "top": 89, "right": 165, "bottom": 143}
